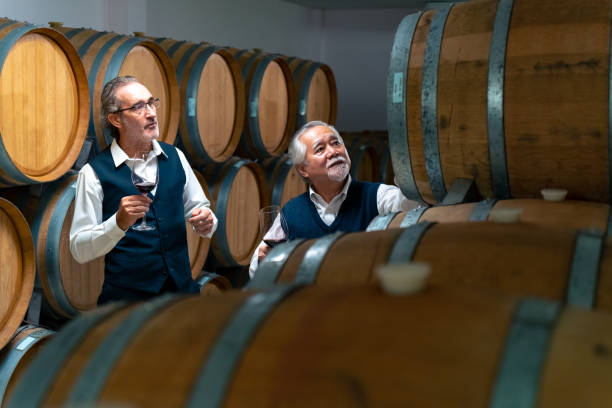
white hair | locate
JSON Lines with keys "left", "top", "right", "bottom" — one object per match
{"left": 288, "top": 121, "right": 345, "bottom": 166}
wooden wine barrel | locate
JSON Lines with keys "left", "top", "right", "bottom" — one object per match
{"left": 367, "top": 198, "right": 611, "bottom": 232}
{"left": 52, "top": 24, "right": 179, "bottom": 151}
{"left": 200, "top": 158, "right": 268, "bottom": 266}
{"left": 284, "top": 56, "right": 337, "bottom": 127}
{"left": 6, "top": 285, "right": 612, "bottom": 407}
{"left": 196, "top": 271, "right": 232, "bottom": 295}
{"left": 0, "top": 199, "right": 35, "bottom": 351}
{"left": 0, "top": 325, "right": 53, "bottom": 407}
{"left": 2, "top": 175, "right": 105, "bottom": 318}
{"left": 388, "top": 0, "right": 612, "bottom": 204}
{"left": 0, "top": 19, "right": 89, "bottom": 187}
{"left": 186, "top": 169, "right": 212, "bottom": 278}
{"left": 261, "top": 154, "right": 307, "bottom": 207}
{"left": 155, "top": 38, "right": 245, "bottom": 164}
{"left": 228, "top": 48, "right": 297, "bottom": 159}
{"left": 250, "top": 221, "right": 612, "bottom": 310}
{"left": 341, "top": 133, "right": 381, "bottom": 182}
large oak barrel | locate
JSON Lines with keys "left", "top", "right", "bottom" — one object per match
{"left": 6, "top": 285, "right": 612, "bottom": 407}
{"left": 368, "top": 197, "right": 611, "bottom": 232}
{"left": 0, "top": 325, "right": 53, "bottom": 407}
{"left": 52, "top": 24, "right": 179, "bottom": 151}
{"left": 0, "top": 19, "right": 89, "bottom": 186}
{"left": 0, "top": 199, "right": 35, "bottom": 351}
{"left": 2, "top": 175, "right": 104, "bottom": 318}
{"left": 388, "top": 0, "right": 612, "bottom": 204}
{"left": 284, "top": 56, "right": 337, "bottom": 127}
{"left": 261, "top": 154, "right": 307, "bottom": 207}
{"left": 200, "top": 158, "right": 268, "bottom": 266}
{"left": 250, "top": 221, "right": 612, "bottom": 310}
{"left": 228, "top": 49, "right": 297, "bottom": 159}
{"left": 155, "top": 39, "right": 245, "bottom": 164}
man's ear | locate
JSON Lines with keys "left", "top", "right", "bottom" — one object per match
{"left": 107, "top": 113, "right": 122, "bottom": 129}
{"left": 297, "top": 164, "right": 308, "bottom": 179}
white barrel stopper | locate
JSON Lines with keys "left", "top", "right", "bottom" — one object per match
{"left": 376, "top": 262, "right": 430, "bottom": 296}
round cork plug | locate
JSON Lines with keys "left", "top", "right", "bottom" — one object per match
{"left": 376, "top": 262, "right": 430, "bottom": 296}
{"left": 541, "top": 188, "right": 568, "bottom": 202}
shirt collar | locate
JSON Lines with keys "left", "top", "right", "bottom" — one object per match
{"left": 110, "top": 139, "right": 167, "bottom": 168}
{"left": 309, "top": 175, "right": 352, "bottom": 204}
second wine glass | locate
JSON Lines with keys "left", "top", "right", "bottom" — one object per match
{"left": 131, "top": 150, "right": 158, "bottom": 231}
{"left": 259, "top": 205, "right": 288, "bottom": 247}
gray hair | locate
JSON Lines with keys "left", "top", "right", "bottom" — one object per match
{"left": 101, "top": 75, "right": 139, "bottom": 140}
{"left": 288, "top": 120, "right": 344, "bottom": 166}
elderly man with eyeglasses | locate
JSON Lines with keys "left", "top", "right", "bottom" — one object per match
{"left": 70, "top": 75, "right": 217, "bottom": 305}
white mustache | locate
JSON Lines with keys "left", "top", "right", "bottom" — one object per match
{"left": 326, "top": 156, "right": 346, "bottom": 168}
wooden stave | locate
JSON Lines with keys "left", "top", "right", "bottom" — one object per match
{"left": 5, "top": 285, "right": 612, "bottom": 407}
{"left": 0, "top": 19, "right": 89, "bottom": 186}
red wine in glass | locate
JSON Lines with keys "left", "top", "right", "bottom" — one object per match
{"left": 131, "top": 151, "right": 158, "bottom": 231}
{"left": 263, "top": 238, "right": 287, "bottom": 248}
{"left": 134, "top": 182, "right": 156, "bottom": 194}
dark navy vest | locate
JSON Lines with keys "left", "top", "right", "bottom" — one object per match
{"left": 89, "top": 142, "right": 197, "bottom": 295}
{"left": 282, "top": 180, "right": 380, "bottom": 240}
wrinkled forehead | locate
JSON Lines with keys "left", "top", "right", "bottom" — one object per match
{"left": 302, "top": 126, "right": 339, "bottom": 147}
{"left": 116, "top": 82, "right": 153, "bottom": 105}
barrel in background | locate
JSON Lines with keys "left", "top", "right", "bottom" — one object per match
{"left": 54, "top": 25, "right": 179, "bottom": 150}
{"left": 2, "top": 175, "right": 104, "bottom": 318}
{"left": 229, "top": 48, "right": 297, "bottom": 159}
{"left": 261, "top": 154, "right": 307, "bottom": 207}
{"left": 156, "top": 39, "right": 245, "bottom": 164}
{"left": 369, "top": 198, "right": 611, "bottom": 232}
{"left": 0, "top": 198, "right": 35, "bottom": 351}
{"left": 0, "top": 325, "right": 53, "bottom": 407}
{"left": 388, "top": 0, "right": 612, "bottom": 204}
{"left": 284, "top": 56, "right": 337, "bottom": 128}
{"left": 0, "top": 19, "right": 89, "bottom": 186}
{"left": 200, "top": 158, "right": 268, "bottom": 267}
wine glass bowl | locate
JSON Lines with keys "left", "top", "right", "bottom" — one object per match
{"left": 131, "top": 150, "right": 158, "bottom": 231}
{"left": 259, "top": 205, "right": 288, "bottom": 248}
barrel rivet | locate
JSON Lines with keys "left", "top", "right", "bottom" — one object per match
{"left": 377, "top": 262, "right": 430, "bottom": 296}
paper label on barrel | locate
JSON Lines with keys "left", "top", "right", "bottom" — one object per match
{"left": 392, "top": 72, "right": 403, "bottom": 103}
{"left": 16, "top": 336, "right": 36, "bottom": 351}
{"left": 188, "top": 97, "right": 196, "bottom": 117}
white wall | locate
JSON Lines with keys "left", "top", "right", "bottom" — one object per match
{"left": 320, "top": 8, "right": 417, "bottom": 131}
{"left": 0, "top": 0, "right": 417, "bottom": 131}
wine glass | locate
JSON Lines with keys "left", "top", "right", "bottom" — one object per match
{"left": 259, "top": 205, "right": 288, "bottom": 247}
{"left": 131, "top": 150, "right": 158, "bottom": 231}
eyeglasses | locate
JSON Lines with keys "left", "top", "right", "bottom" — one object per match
{"left": 113, "top": 97, "right": 160, "bottom": 114}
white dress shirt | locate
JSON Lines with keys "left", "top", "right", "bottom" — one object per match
{"left": 248, "top": 175, "right": 419, "bottom": 277}
{"left": 69, "top": 139, "right": 218, "bottom": 264}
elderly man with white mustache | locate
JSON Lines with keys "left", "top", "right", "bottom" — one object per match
{"left": 249, "top": 120, "right": 420, "bottom": 278}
